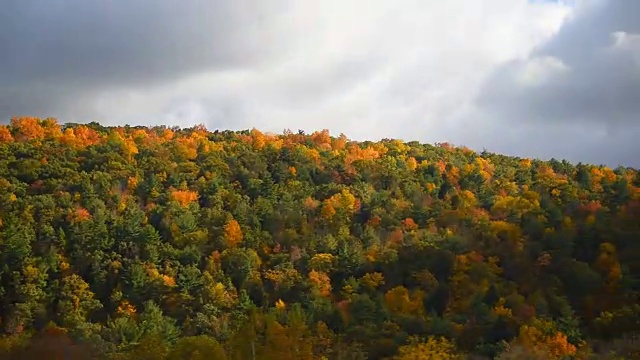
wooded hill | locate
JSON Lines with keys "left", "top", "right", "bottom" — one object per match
{"left": 0, "top": 117, "right": 638, "bottom": 359}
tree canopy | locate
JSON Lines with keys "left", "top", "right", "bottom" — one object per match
{"left": 0, "top": 117, "right": 638, "bottom": 359}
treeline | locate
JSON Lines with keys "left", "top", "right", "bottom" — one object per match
{"left": 0, "top": 117, "right": 638, "bottom": 359}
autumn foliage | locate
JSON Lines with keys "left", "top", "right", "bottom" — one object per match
{"left": 0, "top": 119, "right": 637, "bottom": 359}
{"left": 169, "top": 189, "right": 199, "bottom": 207}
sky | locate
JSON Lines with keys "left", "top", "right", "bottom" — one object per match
{"left": 0, "top": 0, "right": 638, "bottom": 167}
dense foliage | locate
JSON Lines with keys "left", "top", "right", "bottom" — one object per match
{"left": 0, "top": 117, "right": 638, "bottom": 359}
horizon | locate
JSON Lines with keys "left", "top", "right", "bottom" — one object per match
{"left": 3, "top": 116, "right": 636, "bottom": 170}
{"left": 1, "top": 1, "right": 639, "bottom": 167}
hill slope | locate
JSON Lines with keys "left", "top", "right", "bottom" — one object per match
{"left": 0, "top": 117, "right": 639, "bottom": 359}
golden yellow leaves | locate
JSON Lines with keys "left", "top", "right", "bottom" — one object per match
{"left": 445, "top": 166, "right": 460, "bottom": 185}
{"left": 58, "top": 255, "right": 71, "bottom": 272}
{"left": 491, "top": 195, "right": 539, "bottom": 221}
{"left": 520, "top": 158, "right": 532, "bottom": 168}
{"left": 320, "top": 189, "right": 359, "bottom": 223}
{"left": 249, "top": 128, "right": 267, "bottom": 149}
{"left": 109, "top": 130, "right": 139, "bottom": 158}
{"left": 406, "top": 157, "right": 418, "bottom": 171}
{"left": 457, "top": 190, "right": 478, "bottom": 209}
{"left": 490, "top": 221, "right": 524, "bottom": 251}
{"left": 309, "top": 253, "right": 335, "bottom": 272}
{"left": 203, "top": 278, "right": 237, "bottom": 308}
{"left": 392, "top": 337, "right": 463, "bottom": 360}
{"left": 265, "top": 267, "right": 301, "bottom": 291}
{"left": 360, "top": 272, "right": 385, "bottom": 291}
{"left": 384, "top": 286, "right": 425, "bottom": 316}
{"left": 223, "top": 219, "right": 243, "bottom": 248}
{"left": 175, "top": 137, "right": 198, "bottom": 160}
{"left": 275, "top": 299, "right": 286, "bottom": 310}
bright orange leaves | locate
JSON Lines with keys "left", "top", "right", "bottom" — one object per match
{"left": 11, "top": 117, "right": 45, "bottom": 141}
{"left": 68, "top": 207, "right": 91, "bottom": 223}
{"left": 402, "top": 218, "right": 418, "bottom": 231}
{"left": 0, "top": 126, "right": 14, "bottom": 142}
{"left": 515, "top": 324, "right": 577, "bottom": 359}
{"left": 344, "top": 144, "right": 382, "bottom": 171}
{"left": 303, "top": 197, "right": 320, "bottom": 211}
{"left": 170, "top": 189, "right": 199, "bottom": 207}
{"left": 309, "top": 270, "right": 332, "bottom": 297}
{"left": 310, "top": 129, "right": 332, "bottom": 150}
{"left": 61, "top": 126, "right": 102, "bottom": 148}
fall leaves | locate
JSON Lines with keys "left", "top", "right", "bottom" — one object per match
{"left": 169, "top": 189, "right": 199, "bottom": 207}
{"left": 0, "top": 119, "right": 638, "bottom": 359}
{"left": 223, "top": 219, "right": 243, "bottom": 248}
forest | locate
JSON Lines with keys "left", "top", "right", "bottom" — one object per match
{"left": 0, "top": 117, "right": 638, "bottom": 359}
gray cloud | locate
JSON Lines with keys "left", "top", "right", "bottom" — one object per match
{"left": 473, "top": 0, "right": 640, "bottom": 166}
{"left": 1, "top": 0, "right": 636, "bottom": 167}
{"left": 0, "top": 0, "right": 286, "bottom": 87}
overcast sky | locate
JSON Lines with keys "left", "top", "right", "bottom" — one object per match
{"left": 1, "top": 0, "right": 638, "bottom": 167}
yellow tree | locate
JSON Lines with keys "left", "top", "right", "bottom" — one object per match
{"left": 392, "top": 337, "right": 463, "bottom": 360}
{"left": 384, "top": 286, "right": 424, "bottom": 317}
{"left": 223, "top": 219, "right": 244, "bottom": 248}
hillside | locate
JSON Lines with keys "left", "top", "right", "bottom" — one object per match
{"left": 0, "top": 117, "right": 638, "bottom": 359}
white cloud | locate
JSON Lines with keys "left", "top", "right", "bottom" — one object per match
{"left": 474, "top": 1, "right": 640, "bottom": 167}
{"left": 34, "top": 0, "right": 571, "bottom": 142}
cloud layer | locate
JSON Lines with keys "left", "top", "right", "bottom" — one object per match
{"left": 0, "top": 0, "right": 637, "bottom": 167}
{"left": 474, "top": 0, "right": 640, "bottom": 166}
